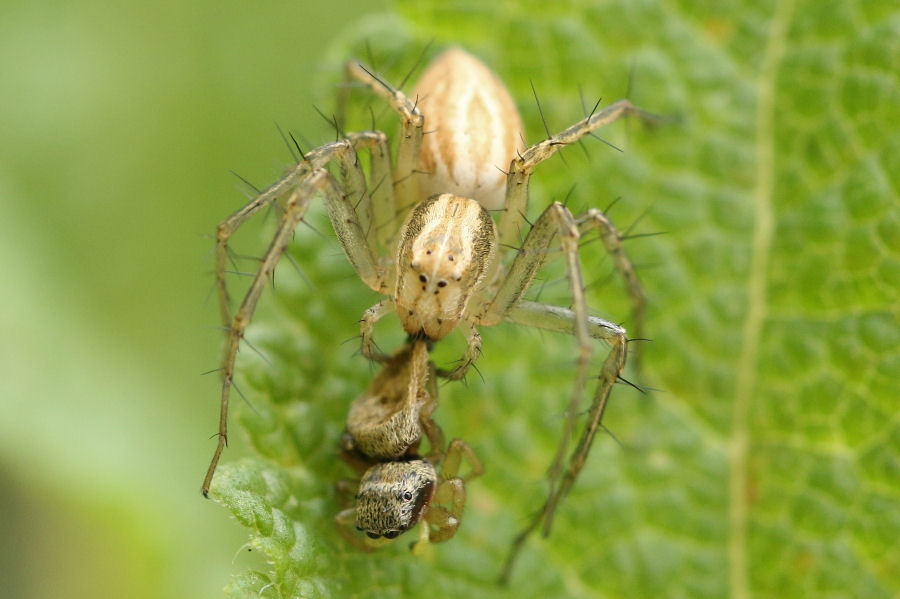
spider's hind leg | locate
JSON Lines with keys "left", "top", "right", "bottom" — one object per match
{"left": 498, "top": 300, "right": 628, "bottom": 584}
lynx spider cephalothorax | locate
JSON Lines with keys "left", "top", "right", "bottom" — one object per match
{"left": 336, "top": 340, "right": 483, "bottom": 550}
{"left": 202, "top": 46, "right": 654, "bottom": 573}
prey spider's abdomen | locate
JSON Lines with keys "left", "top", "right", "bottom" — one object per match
{"left": 395, "top": 194, "right": 497, "bottom": 340}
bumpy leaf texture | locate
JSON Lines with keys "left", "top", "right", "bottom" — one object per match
{"left": 209, "top": 1, "right": 900, "bottom": 597}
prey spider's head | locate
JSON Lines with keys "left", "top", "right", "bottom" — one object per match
{"left": 355, "top": 460, "right": 437, "bottom": 540}
{"left": 395, "top": 194, "right": 497, "bottom": 340}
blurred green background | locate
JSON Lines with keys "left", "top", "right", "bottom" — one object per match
{"left": 0, "top": 1, "right": 385, "bottom": 597}
{"left": 2, "top": 0, "right": 899, "bottom": 598}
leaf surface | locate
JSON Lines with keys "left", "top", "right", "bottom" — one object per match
{"left": 211, "top": 2, "right": 900, "bottom": 597}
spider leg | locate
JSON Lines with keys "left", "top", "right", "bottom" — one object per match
{"left": 203, "top": 166, "right": 382, "bottom": 497}
{"left": 435, "top": 319, "right": 482, "bottom": 381}
{"left": 335, "top": 478, "right": 360, "bottom": 507}
{"left": 345, "top": 60, "right": 424, "bottom": 241}
{"left": 421, "top": 438, "right": 483, "bottom": 545}
{"left": 439, "top": 438, "right": 485, "bottom": 483}
{"left": 476, "top": 202, "right": 595, "bottom": 501}
{"left": 215, "top": 139, "right": 390, "bottom": 328}
{"left": 335, "top": 507, "right": 376, "bottom": 552}
{"left": 486, "top": 205, "right": 647, "bottom": 354}
{"left": 359, "top": 298, "right": 393, "bottom": 362}
{"left": 498, "top": 301, "right": 627, "bottom": 584}
{"left": 360, "top": 131, "right": 395, "bottom": 255}
{"left": 497, "top": 99, "right": 654, "bottom": 249}
{"left": 342, "top": 131, "right": 394, "bottom": 262}
{"left": 488, "top": 201, "right": 596, "bottom": 506}
{"left": 480, "top": 201, "right": 631, "bottom": 576}
{"left": 422, "top": 479, "right": 466, "bottom": 544}
{"left": 507, "top": 301, "right": 627, "bottom": 536}
{"left": 577, "top": 207, "right": 646, "bottom": 356}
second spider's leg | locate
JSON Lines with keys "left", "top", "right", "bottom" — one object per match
{"left": 202, "top": 167, "right": 382, "bottom": 497}
{"left": 335, "top": 479, "right": 360, "bottom": 506}
{"left": 422, "top": 439, "right": 484, "bottom": 544}
{"left": 435, "top": 319, "right": 483, "bottom": 381}
{"left": 418, "top": 351, "right": 447, "bottom": 463}
{"left": 422, "top": 479, "right": 466, "bottom": 544}
{"left": 345, "top": 59, "right": 424, "bottom": 246}
{"left": 497, "top": 99, "right": 654, "bottom": 248}
{"left": 440, "top": 438, "right": 486, "bottom": 483}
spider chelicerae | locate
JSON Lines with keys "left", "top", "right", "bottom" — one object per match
{"left": 202, "top": 46, "right": 654, "bottom": 576}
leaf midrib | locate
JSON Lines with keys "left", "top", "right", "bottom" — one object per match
{"left": 729, "top": 1, "right": 796, "bottom": 597}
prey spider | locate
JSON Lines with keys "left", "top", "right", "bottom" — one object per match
{"left": 336, "top": 340, "right": 483, "bottom": 550}
{"left": 203, "top": 46, "right": 653, "bottom": 568}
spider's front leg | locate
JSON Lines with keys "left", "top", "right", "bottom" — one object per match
{"left": 202, "top": 139, "right": 389, "bottom": 497}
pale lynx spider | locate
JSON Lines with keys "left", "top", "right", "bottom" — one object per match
{"left": 202, "top": 46, "right": 653, "bottom": 574}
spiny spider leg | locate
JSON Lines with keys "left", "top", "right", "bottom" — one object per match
{"left": 482, "top": 203, "right": 596, "bottom": 502}
{"left": 434, "top": 319, "right": 482, "bottom": 380}
{"left": 499, "top": 325, "right": 625, "bottom": 583}
{"left": 345, "top": 60, "right": 424, "bottom": 239}
{"left": 215, "top": 134, "right": 392, "bottom": 326}
{"left": 491, "top": 99, "right": 654, "bottom": 348}
{"left": 497, "top": 98, "right": 657, "bottom": 248}
{"left": 203, "top": 164, "right": 382, "bottom": 497}
{"left": 359, "top": 298, "right": 393, "bottom": 363}
{"left": 476, "top": 201, "right": 632, "bottom": 580}
{"left": 577, "top": 208, "right": 646, "bottom": 344}
{"left": 498, "top": 301, "right": 627, "bottom": 584}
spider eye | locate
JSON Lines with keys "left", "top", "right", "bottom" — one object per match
{"left": 365, "top": 531, "right": 381, "bottom": 539}
{"left": 437, "top": 280, "right": 447, "bottom": 288}
{"left": 419, "top": 274, "right": 428, "bottom": 283}
{"left": 383, "top": 530, "right": 400, "bottom": 539}
{"left": 403, "top": 491, "right": 413, "bottom": 501}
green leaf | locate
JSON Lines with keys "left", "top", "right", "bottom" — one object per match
{"left": 210, "top": 1, "right": 900, "bottom": 597}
